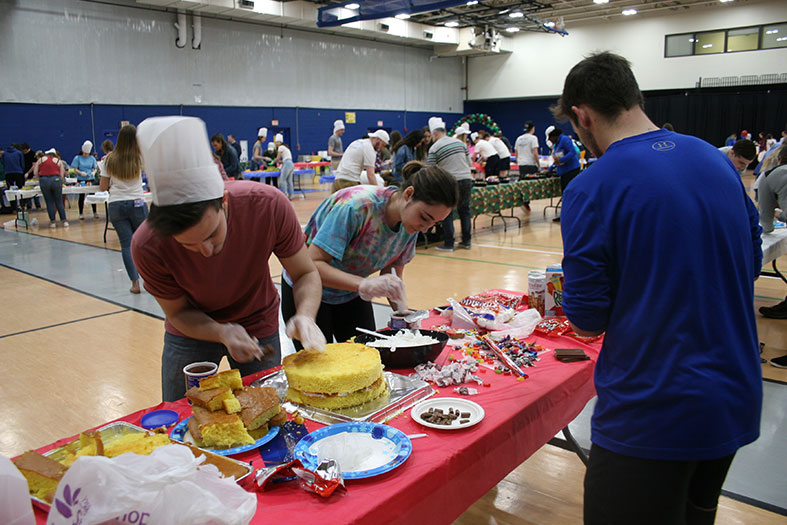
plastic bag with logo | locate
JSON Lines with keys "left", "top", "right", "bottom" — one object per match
{"left": 0, "top": 454, "right": 35, "bottom": 525}
{"left": 47, "top": 444, "right": 256, "bottom": 525}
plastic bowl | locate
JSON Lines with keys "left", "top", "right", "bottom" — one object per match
{"left": 355, "top": 329, "right": 449, "bottom": 369}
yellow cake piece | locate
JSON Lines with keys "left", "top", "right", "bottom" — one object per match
{"left": 103, "top": 432, "right": 172, "bottom": 457}
{"left": 198, "top": 369, "right": 243, "bottom": 391}
{"left": 286, "top": 375, "right": 389, "bottom": 410}
{"left": 192, "top": 406, "right": 254, "bottom": 448}
{"left": 187, "top": 385, "right": 236, "bottom": 412}
{"left": 283, "top": 343, "right": 383, "bottom": 394}
{"left": 222, "top": 396, "right": 241, "bottom": 414}
{"left": 14, "top": 451, "right": 68, "bottom": 503}
{"left": 236, "top": 386, "right": 280, "bottom": 430}
{"left": 248, "top": 424, "right": 269, "bottom": 440}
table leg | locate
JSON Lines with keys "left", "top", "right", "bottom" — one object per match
{"left": 104, "top": 202, "right": 109, "bottom": 243}
{"left": 772, "top": 260, "right": 787, "bottom": 285}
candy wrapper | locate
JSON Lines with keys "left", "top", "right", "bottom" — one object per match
{"left": 254, "top": 459, "right": 345, "bottom": 498}
{"left": 453, "top": 386, "right": 479, "bottom": 396}
{"left": 411, "top": 357, "right": 481, "bottom": 386}
{"left": 534, "top": 318, "right": 571, "bottom": 337}
{"left": 446, "top": 297, "right": 514, "bottom": 331}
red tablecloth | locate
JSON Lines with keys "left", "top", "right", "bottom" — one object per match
{"left": 33, "top": 308, "right": 600, "bottom": 524}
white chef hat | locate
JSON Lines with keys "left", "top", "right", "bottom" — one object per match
{"left": 545, "top": 126, "right": 555, "bottom": 140}
{"left": 453, "top": 123, "right": 470, "bottom": 138}
{"left": 369, "top": 129, "right": 390, "bottom": 144}
{"left": 257, "top": 127, "right": 267, "bottom": 138}
{"left": 428, "top": 117, "right": 446, "bottom": 133}
{"left": 333, "top": 120, "right": 345, "bottom": 132}
{"left": 45, "top": 148, "right": 57, "bottom": 155}
{"left": 274, "top": 133, "right": 283, "bottom": 143}
{"left": 470, "top": 132, "right": 479, "bottom": 142}
{"left": 136, "top": 116, "right": 224, "bottom": 207}
{"left": 81, "top": 140, "right": 93, "bottom": 154}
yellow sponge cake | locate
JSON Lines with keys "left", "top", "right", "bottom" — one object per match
{"left": 14, "top": 451, "right": 67, "bottom": 503}
{"left": 283, "top": 342, "right": 388, "bottom": 410}
{"left": 198, "top": 369, "right": 242, "bottom": 391}
{"left": 235, "top": 386, "right": 281, "bottom": 430}
{"left": 187, "top": 385, "right": 237, "bottom": 412}
{"left": 192, "top": 405, "right": 254, "bottom": 448}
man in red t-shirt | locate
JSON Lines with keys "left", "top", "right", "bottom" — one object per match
{"left": 132, "top": 116, "right": 324, "bottom": 401}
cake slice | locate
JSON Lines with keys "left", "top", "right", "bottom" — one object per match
{"left": 198, "top": 369, "right": 243, "bottom": 391}
{"left": 192, "top": 405, "right": 254, "bottom": 448}
{"left": 222, "top": 396, "right": 241, "bottom": 414}
{"left": 14, "top": 451, "right": 68, "bottom": 503}
{"left": 235, "top": 386, "right": 281, "bottom": 431}
{"left": 187, "top": 385, "right": 237, "bottom": 412}
{"left": 248, "top": 424, "right": 269, "bottom": 440}
{"left": 187, "top": 416, "right": 204, "bottom": 444}
{"left": 268, "top": 409, "right": 287, "bottom": 427}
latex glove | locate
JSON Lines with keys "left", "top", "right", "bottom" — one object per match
{"left": 286, "top": 314, "right": 326, "bottom": 352}
{"left": 219, "top": 323, "right": 264, "bottom": 363}
{"left": 358, "top": 273, "right": 406, "bottom": 304}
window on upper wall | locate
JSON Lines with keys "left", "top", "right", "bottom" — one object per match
{"left": 695, "top": 31, "right": 725, "bottom": 55}
{"left": 727, "top": 27, "right": 759, "bottom": 52}
{"left": 665, "top": 21, "right": 787, "bottom": 57}
{"left": 762, "top": 23, "right": 787, "bottom": 49}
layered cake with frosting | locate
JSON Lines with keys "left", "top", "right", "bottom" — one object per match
{"left": 283, "top": 342, "right": 388, "bottom": 410}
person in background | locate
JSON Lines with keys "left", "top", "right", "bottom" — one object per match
{"left": 416, "top": 126, "right": 432, "bottom": 161}
{"left": 515, "top": 121, "right": 540, "bottom": 211}
{"left": 20, "top": 142, "right": 43, "bottom": 210}
{"left": 757, "top": 132, "right": 767, "bottom": 153}
{"left": 547, "top": 126, "right": 581, "bottom": 222}
{"left": 227, "top": 134, "right": 242, "bottom": 163}
{"left": 251, "top": 128, "right": 268, "bottom": 171}
{"left": 389, "top": 131, "right": 402, "bottom": 154}
{"left": 332, "top": 130, "right": 388, "bottom": 192}
{"left": 555, "top": 51, "right": 762, "bottom": 525}
{"left": 33, "top": 148, "right": 69, "bottom": 228}
{"left": 757, "top": 146, "right": 787, "bottom": 334}
{"left": 473, "top": 130, "right": 499, "bottom": 178}
{"left": 719, "top": 139, "right": 756, "bottom": 173}
{"left": 274, "top": 133, "right": 295, "bottom": 200}
{"left": 328, "top": 120, "right": 345, "bottom": 172}
{"left": 766, "top": 133, "right": 777, "bottom": 151}
{"left": 98, "top": 140, "right": 114, "bottom": 178}
{"left": 489, "top": 132, "right": 512, "bottom": 178}
{"left": 427, "top": 118, "right": 473, "bottom": 252}
{"left": 3, "top": 143, "right": 26, "bottom": 211}
{"left": 131, "top": 116, "right": 325, "bottom": 401}
{"left": 72, "top": 140, "right": 99, "bottom": 220}
{"left": 100, "top": 125, "right": 148, "bottom": 294}
{"left": 496, "top": 131, "right": 512, "bottom": 152}
{"left": 391, "top": 128, "right": 425, "bottom": 185}
{"left": 281, "top": 164, "right": 458, "bottom": 345}
{"left": 210, "top": 133, "right": 241, "bottom": 180}
{"left": 725, "top": 132, "right": 738, "bottom": 147}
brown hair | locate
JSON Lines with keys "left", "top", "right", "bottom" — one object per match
{"left": 400, "top": 164, "right": 458, "bottom": 208}
{"left": 102, "top": 140, "right": 114, "bottom": 154}
{"left": 104, "top": 125, "right": 142, "bottom": 181}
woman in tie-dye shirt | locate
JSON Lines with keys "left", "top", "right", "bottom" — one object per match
{"left": 282, "top": 163, "right": 458, "bottom": 345}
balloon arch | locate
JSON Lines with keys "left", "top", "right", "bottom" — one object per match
{"left": 449, "top": 113, "right": 501, "bottom": 136}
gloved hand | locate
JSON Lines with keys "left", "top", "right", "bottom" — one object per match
{"left": 219, "top": 323, "right": 264, "bottom": 363}
{"left": 358, "top": 273, "right": 406, "bottom": 304}
{"left": 286, "top": 314, "right": 326, "bottom": 352}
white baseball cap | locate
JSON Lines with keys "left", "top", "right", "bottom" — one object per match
{"left": 545, "top": 126, "right": 556, "bottom": 140}
{"left": 453, "top": 123, "right": 470, "bottom": 138}
{"left": 257, "top": 127, "right": 268, "bottom": 137}
{"left": 81, "top": 140, "right": 93, "bottom": 154}
{"left": 428, "top": 117, "right": 446, "bottom": 133}
{"left": 274, "top": 133, "right": 284, "bottom": 143}
{"left": 369, "top": 129, "right": 390, "bottom": 144}
{"left": 137, "top": 116, "right": 224, "bottom": 207}
{"left": 333, "top": 120, "right": 345, "bottom": 132}
{"left": 470, "top": 132, "right": 479, "bottom": 142}
{"left": 45, "top": 148, "right": 57, "bottom": 155}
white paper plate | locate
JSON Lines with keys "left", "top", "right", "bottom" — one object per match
{"left": 410, "top": 397, "right": 484, "bottom": 430}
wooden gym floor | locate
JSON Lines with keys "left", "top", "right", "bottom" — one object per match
{"left": 1, "top": 174, "right": 785, "bottom": 523}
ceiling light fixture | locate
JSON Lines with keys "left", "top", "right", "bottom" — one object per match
{"left": 509, "top": 12, "right": 524, "bottom": 18}
{"left": 466, "top": 0, "right": 479, "bottom": 5}
{"left": 344, "top": 3, "right": 359, "bottom": 9}
{"left": 622, "top": 8, "right": 637, "bottom": 15}
{"left": 593, "top": 0, "right": 610, "bottom": 4}
{"left": 719, "top": 0, "right": 734, "bottom": 3}
{"left": 702, "top": 43, "right": 713, "bottom": 48}
{"left": 689, "top": 38, "right": 695, "bottom": 42}
{"left": 395, "top": 13, "right": 410, "bottom": 19}
{"left": 765, "top": 29, "right": 779, "bottom": 34}
{"left": 777, "top": 36, "right": 787, "bottom": 41}
{"left": 445, "top": 21, "right": 459, "bottom": 27}
{"left": 506, "top": 26, "right": 520, "bottom": 32}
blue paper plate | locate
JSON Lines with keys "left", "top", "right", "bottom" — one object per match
{"left": 293, "top": 422, "right": 412, "bottom": 480}
{"left": 170, "top": 416, "right": 280, "bottom": 456}
{"left": 140, "top": 409, "right": 179, "bottom": 430}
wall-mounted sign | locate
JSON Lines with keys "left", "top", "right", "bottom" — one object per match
{"left": 345, "top": 112, "right": 356, "bottom": 124}
{"left": 377, "top": 120, "right": 383, "bottom": 126}
{"left": 271, "top": 120, "right": 279, "bottom": 126}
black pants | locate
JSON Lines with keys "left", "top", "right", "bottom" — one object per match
{"left": 280, "top": 279, "right": 376, "bottom": 349}
{"left": 5, "top": 173, "right": 27, "bottom": 209}
{"left": 560, "top": 167, "right": 582, "bottom": 192}
{"left": 78, "top": 194, "right": 97, "bottom": 215}
{"left": 484, "top": 154, "right": 500, "bottom": 177}
{"left": 584, "top": 444, "right": 735, "bottom": 525}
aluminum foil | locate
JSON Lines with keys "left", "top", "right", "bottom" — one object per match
{"left": 251, "top": 371, "right": 435, "bottom": 425}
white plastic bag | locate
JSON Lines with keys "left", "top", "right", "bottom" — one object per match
{"left": 489, "top": 309, "right": 542, "bottom": 339}
{"left": 47, "top": 444, "right": 256, "bottom": 525}
{"left": 0, "top": 454, "right": 35, "bottom": 525}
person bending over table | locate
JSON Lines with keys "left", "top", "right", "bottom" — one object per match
{"left": 758, "top": 146, "right": 787, "bottom": 360}
{"left": 556, "top": 52, "right": 762, "bottom": 525}
{"left": 100, "top": 125, "right": 148, "bottom": 294}
{"left": 332, "top": 129, "right": 389, "bottom": 193}
{"left": 71, "top": 140, "right": 99, "bottom": 219}
{"left": 33, "top": 148, "right": 69, "bottom": 228}
{"left": 274, "top": 133, "right": 295, "bottom": 200}
{"left": 281, "top": 164, "right": 458, "bottom": 346}
{"left": 131, "top": 116, "right": 325, "bottom": 402}
{"left": 210, "top": 133, "right": 241, "bottom": 180}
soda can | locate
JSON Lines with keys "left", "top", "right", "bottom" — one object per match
{"left": 528, "top": 270, "right": 546, "bottom": 317}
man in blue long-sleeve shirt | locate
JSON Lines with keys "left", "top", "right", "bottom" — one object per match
{"left": 554, "top": 51, "right": 762, "bottom": 525}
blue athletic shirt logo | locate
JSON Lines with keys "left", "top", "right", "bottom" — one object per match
{"left": 652, "top": 141, "right": 676, "bottom": 152}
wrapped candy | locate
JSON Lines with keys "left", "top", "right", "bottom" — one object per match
{"left": 411, "top": 357, "right": 481, "bottom": 387}
{"left": 254, "top": 459, "right": 345, "bottom": 498}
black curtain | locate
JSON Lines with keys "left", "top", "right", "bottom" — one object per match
{"left": 644, "top": 84, "right": 787, "bottom": 147}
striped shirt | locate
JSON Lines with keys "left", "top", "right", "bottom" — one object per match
{"left": 426, "top": 136, "right": 473, "bottom": 181}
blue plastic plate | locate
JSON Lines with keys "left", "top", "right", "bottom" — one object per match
{"left": 170, "top": 416, "right": 280, "bottom": 456}
{"left": 293, "top": 422, "right": 412, "bottom": 479}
